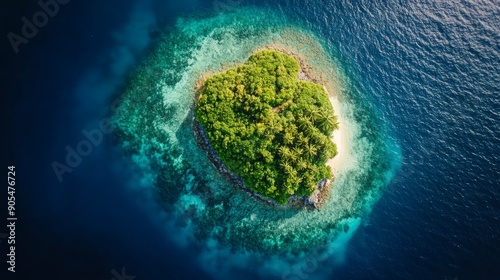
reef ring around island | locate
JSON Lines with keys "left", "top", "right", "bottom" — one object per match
{"left": 112, "top": 6, "right": 401, "bottom": 277}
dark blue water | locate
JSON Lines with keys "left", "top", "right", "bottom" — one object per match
{"left": 2, "top": 0, "right": 499, "bottom": 279}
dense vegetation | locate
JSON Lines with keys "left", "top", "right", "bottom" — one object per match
{"left": 195, "top": 50, "right": 338, "bottom": 204}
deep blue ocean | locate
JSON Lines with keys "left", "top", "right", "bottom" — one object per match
{"left": 2, "top": 0, "right": 499, "bottom": 279}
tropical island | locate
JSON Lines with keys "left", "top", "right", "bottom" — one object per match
{"left": 194, "top": 50, "right": 338, "bottom": 206}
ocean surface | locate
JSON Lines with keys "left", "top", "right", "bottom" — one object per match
{"left": 2, "top": 0, "right": 499, "bottom": 279}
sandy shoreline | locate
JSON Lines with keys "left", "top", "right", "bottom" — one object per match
{"left": 326, "top": 96, "right": 347, "bottom": 176}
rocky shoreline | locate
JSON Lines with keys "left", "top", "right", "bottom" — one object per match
{"left": 193, "top": 116, "right": 331, "bottom": 209}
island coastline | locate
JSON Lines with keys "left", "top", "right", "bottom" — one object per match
{"left": 192, "top": 46, "right": 346, "bottom": 209}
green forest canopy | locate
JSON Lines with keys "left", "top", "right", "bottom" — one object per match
{"left": 195, "top": 50, "right": 338, "bottom": 205}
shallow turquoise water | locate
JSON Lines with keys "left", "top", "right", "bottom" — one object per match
{"left": 113, "top": 6, "right": 400, "bottom": 278}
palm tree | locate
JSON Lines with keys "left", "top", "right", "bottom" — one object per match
{"left": 317, "top": 111, "right": 339, "bottom": 133}
{"left": 278, "top": 146, "right": 292, "bottom": 161}
{"left": 280, "top": 161, "right": 293, "bottom": 174}
{"left": 293, "top": 176, "right": 303, "bottom": 186}
{"left": 283, "top": 132, "right": 294, "bottom": 145}
{"left": 305, "top": 143, "right": 317, "bottom": 158}
{"left": 288, "top": 180, "right": 301, "bottom": 195}
{"left": 297, "top": 159, "right": 308, "bottom": 171}
{"left": 293, "top": 147, "right": 304, "bottom": 158}
{"left": 267, "top": 117, "right": 283, "bottom": 133}
{"left": 302, "top": 118, "right": 318, "bottom": 137}
{"left": 309, "top": 131, "right": 324, "bottom": 145}
{"left": 298, "top": 116, "right": 313, "bottom": 131}
{"left": 309, "top": 107, "right": 321, "bottom": 123}
{"left": 264, "top": 130, "right": 275, "bottom": 140}
{"left": 331, "top": 114, "right": 339, "bottom": 130}
{"left": 302, "top": 174, "right": 315, "bottom": 189}
{"left": 308, "top": 165, "right": 319, "bottom": 177}
{"left": 288, "top": 123, "right": 298, "bottom": 135}
{"left": 289, "top": 151, "right": 298, "bottom": 163}
{"left": 285, "top": 166, "right": 297, "bottom": 178}
{"left": 298, "top": 134, "right": 309, "bottom": 146}
{"left": 288, "top": 172, "right": 302, "bottom": 187}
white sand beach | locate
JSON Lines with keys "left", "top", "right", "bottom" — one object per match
{"left": 326, "top": 96, "right": 348, "bottom": 175}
